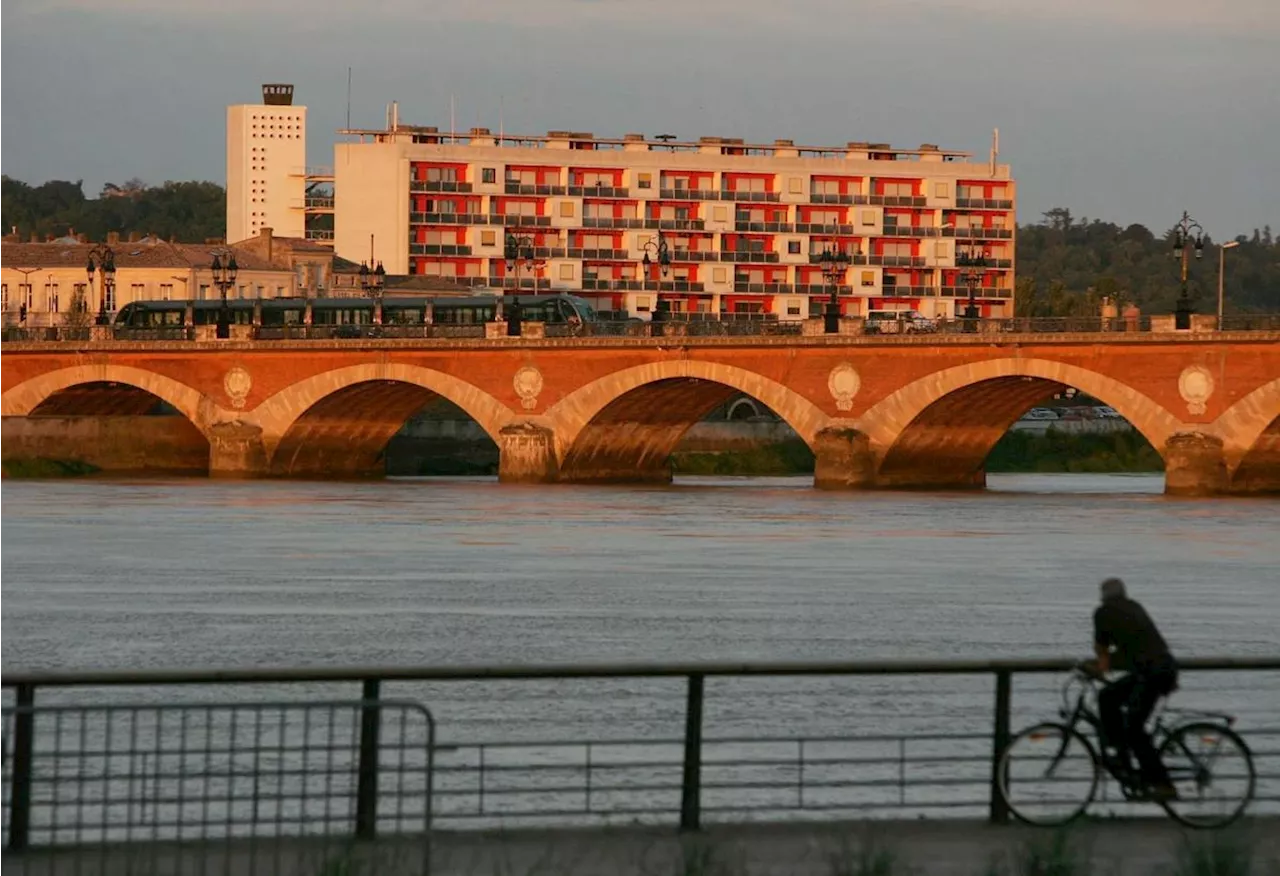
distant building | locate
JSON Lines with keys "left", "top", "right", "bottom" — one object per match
{"left": 1, "top": 233, "right": 297, "bottom": 327}
{"left": 226, "top": 84, "right": 308, "bottom": 244}
{"left": 331, "top": 122, "right": 1016, "bottom": 319}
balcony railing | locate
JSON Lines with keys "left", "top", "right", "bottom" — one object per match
{"left": 945, "top": 227, "right": 1015, "bottom": 240}
{"left": 641, "top": 281, "right": 706, "bottom": 293}
{"left": 659, "top": 188, "right": 720, "bottom": 201}
{"left": 581, "top": 278, "right": 644, "bottom": 291}
{"left": 643, "top": 218, "right": 706, "bottom": 231}
{"left": 572, "top": 249, "right": 632, "bottom": 260}
{"left": 795, "top": 223, "right": 857, "bottom": 235}
{"left": 504, "top": 183, "right": 567, "bottom": 196}
{"left": 734, "top": 221, "right": 796, "bottom": 233}
{"left": 304, "top": 229, "right": 335, "bottom": 241}
{"left": 881, "top": 285, "right": 941, "bottom": 297}
{"left": 669, "top": 251, "right": 719, "bottom": 262}
{"left": 719, "top": 190, "right": 781, "bottom": 202}
{"left": 809, "top": 193, "right": 857, "bottom": 205}
{"left": 733, "top": 282, "right": 796, "bottom": 294}
{"left": 720, "top": 251, "right": 781, "bottom": 263}
{"left": 409, "top": 244, "right": 474, "bottom": 256}
{"left": 567, "top": 185, "right": 630, "bottom": 198}
{"left": 410, "top": 212, "right": 489, "bottom": 225}
{"left": 956, "top": 198, "right": 1014, "bottom": 210}
{"left": 807, "top": 253, "right": 869, "bottom": 265}
{"left": 409, "top": 180, "right": 474, "bottom": 193}
{"left": 866, "top": 195, "right": 928, "bottom": 207}
{"left": 869, "top": 255, "right": 927, "bottom": 267}
{"left": 582, "top": 217, "right": 646, "bottom": 229}
{"left": 942, "top": 286, "right": 1015, "bottom": 298}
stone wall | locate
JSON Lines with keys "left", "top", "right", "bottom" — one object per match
{"left": 1, "top": 416, "right": 209, "bottom": 474}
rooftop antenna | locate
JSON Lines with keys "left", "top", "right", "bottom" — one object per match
{"left": 499, "top": 94, "right": 504, "bottom": 142}
{"left": 450, "top": 94, "right": 456, "bottom": 141}
{"left": 345, "top": 67, "right": 352, "bottom": 129}
{"left": 990, "top": 127, "right": 999, "bottom": 176}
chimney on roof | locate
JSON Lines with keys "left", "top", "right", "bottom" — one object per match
{"left": 30, "top": 233, "right": 38, "bottom": 243}
{"left": 128, "top": 231, "right": 140, "bottom": 243}
{"left": 260, "top": 226, "right": 274, "bottom": 263}
{"left": 107, "top": 231, "right": 121, "bottom": 245}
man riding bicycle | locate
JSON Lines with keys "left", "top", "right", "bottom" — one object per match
{"left": 1088, "top": 577, "right": 1179, "bottom": 800}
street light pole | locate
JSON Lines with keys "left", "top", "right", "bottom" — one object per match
{"left": 504, "top": 231, "right": 541, "bottom": 323}
{"left": 359, "top": 260, "right": 387, "bottom": 324}
{"left": 210, "top": 252, "right": 238, "bottom": 339}
{"left": 1218, "top": 240, "right": 1239, "bottom": 329}
{"left": 85, "top": 245, "right": 116, "bottom": 327}
{"left": 1171, "top": 211, "right": 1205, "bottom": 330}
{"left": 817, "top": 247, "right": 850, "bottom": 334}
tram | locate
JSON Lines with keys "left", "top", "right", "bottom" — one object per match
{"left": 114, "top": 293, "right": 598, "bottom": 329}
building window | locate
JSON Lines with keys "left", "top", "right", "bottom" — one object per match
{"left": 199, "top": 284, "right": 210, "bottom": 301}
{"left": 130, "top": 283, "right": 145, "bottom": 303}
{"left": 559, "top": 201, "right": 575, "bottom": 218}
{"left": 712, "top": 267, "right": 728, "bottom": 283}
{"left": 105, "top": 284, "right": 116, "bottom": 311}
{"left": 44, "top": 282, "right": 60, "bottom": 313}
{"left": 2, "top": 284, "right": 8, "bottom": 313}
{"left": 934, "top": 182, "right": 949, "bottom": 198}
{"left": 861, "top": 271, "right": 875, "bottom": 287}
{"left": 482, "top": 167, "right": 496, "bottom": 184}
{"left": 860, "top": 210, "right": 876, "bottom": 226}
{"left": 787, "top": 240, "right": 801, "bottom": 255}
{"left": 20, "top": 284, "right": 33, "bottom": 309}
{"left": 789, "top": 177, "right": 803, "bottom": 194}
{"left": 276, "top": 286, "right": 286, "bottom": 298}
{"left": 713, "top": 206, "right": 728, "bottom": 222}
{"left": 160, "top": 283, "right": 174, "bottom": 301}
{"left": 559, "top": 264, "right": 575, "bottom": 281}
{"left": 481, "top": 230, "right": 496, "bottom": 246}
{"left": 637, "top": 173, "right": 652, "bottom": 189}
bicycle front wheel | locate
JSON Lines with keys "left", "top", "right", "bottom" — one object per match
{"left": 1158, "top": 722, "right": 1255, "bottom": 829}
{"left": 998, "top": 722, "right": 1100, "bottom": 826}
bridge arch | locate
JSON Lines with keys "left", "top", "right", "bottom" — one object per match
{"left": 1, "top": 364, "right": 219, "bottom": 430}
{"left": 856, "top": 358, "right": 1184, "bottom": 488}
{"left": 543, "top": 360, "right": 831, "bottom": 483}
{"left": 1213, "top": 378, "right": 1280, "bottom": 493}
{"left": 248, "top": 363, "right": 516, "bottom": 477}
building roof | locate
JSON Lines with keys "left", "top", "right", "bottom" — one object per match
{"left": 1, "top": 237, "right": 287, "bottom": 272}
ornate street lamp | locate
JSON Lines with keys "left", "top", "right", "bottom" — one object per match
{"left": 359, "top": 260, "right": 387, "bottom": 324}
{"left": 86, "top": 245, "right": 116, "bottom": 326}
{"left": 817, "top": 247, "right": 850, "bottom": 334}
{"left": 959, "top": 244, "right": 986, "bottom": 331}
{"left": 211, "top": 252, "right": 238, "bottom": 339}
{"left": 1172, "top": 211, "right": 1205, "bottom": 330}
{"left": 641, "top": 229, "right": 671, "bottom": 279}
{"left": 503, "top": 231, "right": 541, "bottom": 323}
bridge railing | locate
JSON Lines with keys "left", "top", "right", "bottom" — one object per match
{"left": 4, "top": 656, "right": 1278, "bottom": 859}
{"left": 3, "top": 315, "right": 1280, "bottom": 343}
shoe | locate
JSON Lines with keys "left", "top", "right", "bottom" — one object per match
{"left": 1148, "top": 782, "right": 1179, "bottom": 802}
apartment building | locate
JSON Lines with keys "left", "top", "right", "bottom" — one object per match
{"left": 333, "top": 124, "right": 1015, "bottom": 319}
{"left": 226, "top": 84, "right": 308, "bottom": 243}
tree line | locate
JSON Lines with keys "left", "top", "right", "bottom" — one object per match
{"left": 4, "top": 177, "right": 1277, "bottom": 315}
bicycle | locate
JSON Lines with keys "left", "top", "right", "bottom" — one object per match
{"left": 997, "top": 663, "right": 1255, "bottom": 828}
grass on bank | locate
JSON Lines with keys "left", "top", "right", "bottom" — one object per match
{"left": 2, "top": 456, "right": 100, "bottom": 478}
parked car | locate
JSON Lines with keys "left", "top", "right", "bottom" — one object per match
{"left": 864, "top": 310, "right": 936, "bottom": 335}
{"left": 1021, "top": 408, "right": 1060, "bottom": 421}
{"left": 1094, "top": 406, "right": 1122, "bottom": 419}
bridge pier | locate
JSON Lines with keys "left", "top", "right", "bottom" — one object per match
{"left": 497, "top": 422, "right": 560, "bottom": 484}
{"left": 812, "top": 427, "right": 877, "bottom": 490}
{"left": 1163, "top": 432, "right": 1228, "bottom": 496}
{"left": 207, "top": 421, "right": 269, "bottom": 478}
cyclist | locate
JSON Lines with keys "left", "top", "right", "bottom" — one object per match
{"left": 1087, "top": 577, "right": 1179, "bottom": 800}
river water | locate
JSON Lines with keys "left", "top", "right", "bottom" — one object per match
{"left": 2, "top": 474, "right": 1278, "bottom": 823}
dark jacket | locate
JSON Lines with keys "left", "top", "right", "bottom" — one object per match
{"left": 1094, "top": 596, "right": 1175, "bottom": 674}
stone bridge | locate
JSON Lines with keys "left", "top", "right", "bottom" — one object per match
{"left": 2, "top": 332, "right": 1278, "bottom": 494}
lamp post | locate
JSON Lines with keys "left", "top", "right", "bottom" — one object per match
{"left": 503, "top": 231, "right": 542, "bottom": 322}
{"left": 1218, "top": 240, "right": 1239, "bottom": 329}
{"left": 85, "top": 245, "right": 116, "bottom": 326}
{"left": 962, "top": 270, "right": 984, "bottom": 332}
{"left": 817, "top": 247, "right": 850, "bottom": 334}
{"left": 1171, "top": 211, "right": 1205, "bottom": 330}
{"left": 210, "top": 252, "right": 238, "bottom": 339}
{"left": 359, "top": 260, "right": 387, "bottom": 324}
{"left": 641, "top": 229, "right": 672, "bottom": 280}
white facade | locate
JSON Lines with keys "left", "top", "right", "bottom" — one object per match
{"left": 226, "top": 93, "right": 307, "bottom": 243}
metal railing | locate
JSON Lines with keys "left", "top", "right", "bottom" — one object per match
{"left": 2, "top": 657, "right": 1277, "bottom": 860}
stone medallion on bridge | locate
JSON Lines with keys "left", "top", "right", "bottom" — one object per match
{"left": 827, "top": 363, "right": 862, "bottom": 412}
{"left": 223, "top": 366, "right": 253, "bottom": 410}
{"left": 513, "top": 365, "right": 544, "bottom": 411}
{"left": 1178, "top": 365, "right": 1215, "bottom": 416}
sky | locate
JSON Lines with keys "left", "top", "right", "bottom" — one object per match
{"left": 2, "top": 0, "right": 1277, "bottom": 237}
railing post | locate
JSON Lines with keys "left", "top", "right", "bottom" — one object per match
{"left": 679, "top": 673, "right": 705, "bottom": 832}
{"left": 7, "top": 683, "right": 35, "bottom": 851}
{"left": 989, "top": 669, "right": 1012, "bottom": 824}
{"left": 355, "top": 678, "right": 382, "bottom": 840}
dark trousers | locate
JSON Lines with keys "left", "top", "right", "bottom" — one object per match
{"left": 1099, "top": 663, "right": 1178, "bottom": 785}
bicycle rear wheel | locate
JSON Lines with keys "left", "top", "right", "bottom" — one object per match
{"left": 998, "top": 722, "right": 1100, "bottom": 826}
{"left": 1158, "top": 722, "right": 1255, "bottom": 828}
